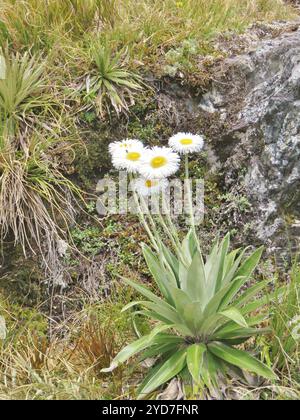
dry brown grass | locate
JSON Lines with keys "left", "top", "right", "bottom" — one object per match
{"left": 0, "top": 296, "right": 140, "bottom": 400}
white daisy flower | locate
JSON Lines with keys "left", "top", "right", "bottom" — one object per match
{"left": 132, "top": 177, "right": 169, "bottom": 197}
{"left": 139, "top": 146, "right": 180, "bottom": 179}
{"left": 109, "top": 139, "right": 143, "bottom": 155}
{"left": 111, "top": 141, "right": 145, "bottom": 173}
{"left": 168, "top": 132, "right": 204, "bottom": 154}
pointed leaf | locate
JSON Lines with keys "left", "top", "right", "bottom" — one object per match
{"left": 168, "top": 287, "right": 201, "bottom": 334}
{"left": 240, "top": 287, "right": 285, "bottom": 315}
{"left": 215, "top": 233, "right": 230, "bottom": 291}
{"left": 222, "top": 249, "right": 247, "bottom": 285}
{"left": 186, "top": 250, "right": 206, "bottom": 303}
{"left": 140, "top": 301, "right": 182, "bottom": 324}
{"left": 138, "top": 349, "right": 187, "bottom": 398}
{"left": 102, "top": 324, "right": 175, "bottom": 372}
{"left": 223, "top": 248, "right": 241, "bottom": 278}
{"left": 121, "top": 276, "right": 164, "bottom": 306}
{"left": 201, "top": 312, "right": 225, "bottom": 336}
{"left": 142, "top": 244, "right": 175, "bottom": 303}
{"left": 235, "top": 247, "right": 264, "bottom": 281}
{"left": 214, "top": 314, "right": 267, "bottom": 338}
{"left": 183, "top": 302, "right": 204, "bottom": 334}
{"left": 139, "top": 342, "right": 181, "bottom": 361}
{"left": 215, "top": 327, "right": 270, "bottom": 341}
{"left": 208, "top": 342, "right": 276, "bottom": 380}
{"left": 234, "top": 280, "right": 270, "bottom": 308}
{"left": 204, "top": 240, "right": 218, "bottom": 280}
{"left": 160, "top": 243, "right": 180, "bottom": 286}
{"left": 137, "top": 359, "right": 168, "bottom": 396}
{"left": 188, "top": 229, "right": 199, "bottom": 258}
{"left": 122, "top": 300, "right": 147, "bottom": 312}
{"left": 181, "top": 231, "right": 193, "bottom": 265}
{"left": 203, "top": 278, "right": 245, "bottom": 317}
{"left": 206, "top": 234, "right": 230, "bottom": 297}
{"left": 187, "top": 344, "right": 206, "bottom": 384}
{"left": 170, "top": 286, "right": 192, "bottom": 310}
{"left": 178, "top": 261, "right": 188, "bottom": 290}
{"left": 219, "top": 275, "right": 249, "bottom": 310}
{"left": 135, "top": 309, "right": 177, "bottom": 325}
{"left": 152, "top": 333, "right": 185, "bottom": 345}
{"left": 219, "top": 308, "right": 248, "bottom": 328}
{"left": 101, "top": 335, "right": 149, "bottom": 372}
{"left": 203, "top": 352, "right": 221, "bottom": 392}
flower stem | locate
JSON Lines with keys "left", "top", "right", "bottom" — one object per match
{"left": 161, "top": 192, "right": 182, "bottom": 251}
{"left": 156, "top": 202, "right": 182, "bottom": 258}
{"left": 185, "top": 154, "right": 195, "bottom": 232}
{"left": 130, "top": 175, "right": 159, "bottom": 252}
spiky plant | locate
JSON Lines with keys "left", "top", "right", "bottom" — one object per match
{"left": 103, "top": 231, "right": 278, "bottom": 399}
{"left": 0, "top": 129, "right": 81, "bottom": 259}
{"left": 83, "top": 43, "right": 144, "bottom": 118}
{"left": 0, "top": 50, "right": 54, "bottom": 136}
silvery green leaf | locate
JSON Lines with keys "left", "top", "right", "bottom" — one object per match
{"left": 138, "top": 349, "right": 187, "bottom": 399}
{"left": 187, "top": 343, "right": 207, "bottom": 384}
{"left": 186, "top": 250, "right": 206, "bottom": 303}
{"left": 208, "top": 342, "right": 277, "bottom": 380}
{"left": 219, "top": 307, "right": 248, "bottom": 328}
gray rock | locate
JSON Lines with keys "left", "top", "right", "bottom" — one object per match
{"left": 205, "top": 27, "right": 300, "bottom": 252}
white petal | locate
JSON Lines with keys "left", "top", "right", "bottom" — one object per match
{"left": 168, "top": 132, "right": 204, "bottom": 154}
{"left": 139, "top": 147, "right": 180, "bottom": 179}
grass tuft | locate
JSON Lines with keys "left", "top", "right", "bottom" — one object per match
{"left": 0, "top": 49, "right": 50, "bottom": 136}
{"left": 0, "top": 129, "right": 81, "bottom": 259}
{"left": 0, "top": 293, "right": 141, "bottom": 400}
{"left": 79, "top": 43, "right": 144, "bottom": 118}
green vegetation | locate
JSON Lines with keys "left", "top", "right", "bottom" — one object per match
{"left": 0, "top": 0, "right": 299, "bottom": 402}
{"left": 105, "top": 233, "right": 277, "bottom": 399}
{"left": 0, "top": 46, "right": 81, "bottom": 259}
{"left": 81, "top": 43, "right": 144, "bottom": 118}
{"left": 0, "top": 127, "right": 81, "bottom": 257}
{"left": 0, "top": 1, "right": 295, "bottom": 71}
{"left": 269, "top": 264, "right": 300, "bottom": 377}
{"left": 0, "top": 50, "right": 49, "bottom": 135}
{"left": 0, "top": 291, "right": 143, "bottom": 400}
{"left": 1, "top": 1, "right": 294, "bottom": 46}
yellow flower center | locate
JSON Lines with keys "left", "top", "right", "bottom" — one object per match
{"left": 180, "top": 138, "right": 193, "bottom": 145}
{"left": 145, "top": 180, "right": 158, "bottom": 188}
{"left": 126, "top": 152, "right": 141, "bottom": 161}
{"left": 150, "top": 156, "right": 167, "bottom": 169}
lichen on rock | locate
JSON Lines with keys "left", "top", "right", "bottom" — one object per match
{"left": 200, "top": 23, "right": 300, "bottom": 255}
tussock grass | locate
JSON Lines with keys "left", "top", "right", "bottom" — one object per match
{"left": 0, "top": 49, "right": 82, "bottom": 260}
{"left": 0, "top": 50, "right": 54, "bottom": 137}
{"left": 0, "top": 1, "right": 295, "bottom": 61}
{"left": 0, "top": 0, "right": 116, "bottom": 50}
{"left": 0, "top": 128, "right": 82, "bottom": 260}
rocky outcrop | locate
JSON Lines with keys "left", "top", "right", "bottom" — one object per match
{"left": 200, "top": 24, "right": 300, "bottom": 253}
